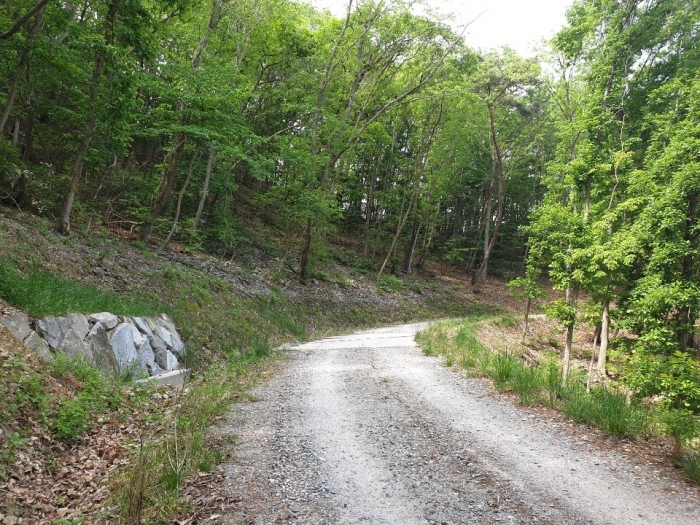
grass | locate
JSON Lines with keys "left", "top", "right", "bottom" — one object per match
{"left": 677, "top": 452, "right": 700, "bottom": 484}
{"left": 0, "top": 259, "right": 159, "bottom": 318}
{"left": 561, "top": 382, "right": 649, "bottom": 439}
{"left": 112, "top": 356, "right": 270, "bottom": 524}
{"left": 418, "top": 319, "right": 654, "bottom": 442}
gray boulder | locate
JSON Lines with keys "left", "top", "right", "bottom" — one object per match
{"left": 0, "top": 313, "right": 33, "bottom": 342}
{"left": 89, "top": 312, "right": 119, "bottom": 330}
{"left": 165, "top": 350, "right": 179, "bottom": 372}
{"left": 137, "top": 337, "right": 167, "bottom": 376}
{"left": 58, "top": 327, "right": 94, "bottom": 365}
{"left": 154, "top": 315, "right": 186, "bottom": 359}
{"left": 132, "top": 317, "right": 153, "bottom": 338}
{"left": 149, "top": 334, "right": 170, "bottom": 371}
{"left": 125, "top": 320, "right": 147, "bottom": 347}
{"left": 23, "top": 331, "right": 52, "bottom": 362}
{"left": 87, "top": 323, "right": 118, "bottom": 376}
{"left": 66, "top": 314, "right": 89, "bottom": 340}
{"left": 36, "top": 316, "right": 71, "bottom": 349}
{"left": 110, "top": 323, "right": 145, "bottom": 377}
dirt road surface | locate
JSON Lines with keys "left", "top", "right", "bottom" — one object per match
{"left": 211, "top": 323, "right": 700, "bottom": 524}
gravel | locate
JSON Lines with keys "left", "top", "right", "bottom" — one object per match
{"left": 209, "top": 323, "right": 700, "bottom": 525}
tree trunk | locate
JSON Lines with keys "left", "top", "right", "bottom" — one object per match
{"left": 596, "top": 293, "right": 611, "bottom": 374}
{"left": 404, "top": 220, "right": 421, "bottom": 275}
{"left": 562, "top": 282, "right": 579, "bottom": 382}
{"left": 58, "top": 1, "right": 118, "bottom": 235}
{"left": 475, "top": 101, "right": 506, "bottom": 284}
{"left": 140, "top": 132, "right": 185, "bottom": 241}
{"left": 0, "top": 7, "right": 44, "bottom": 136}
{"left": 587, "top": 323, "right": 602, "bottom": 392}
{"left": 378, "top": 184, "right": 417, "bottom": 281}
{"left": 363, "top": 183, "right": 373, "bottom": 258}
{"left": 521, "top": 297, "right": 532, "bottom": 344}
{"left": 299, "top": 218, "right": 313, "bottom": 282}
{"left": 193, "top": 146, "right": 215, "bottom": 230}
{"left": 158, "top": 149, "right": 200, "bottom": 251}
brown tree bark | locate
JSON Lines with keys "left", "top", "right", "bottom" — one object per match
{"left": 140, "top": 0, "right": 227, "bottom": 241}
{"left": 562, "top": 282, "right": 579, "bottom": 382}
{"left": 0, "top": 0, "right": 50, "bottom": 40}
{"left": 475, "top": 100, "right": 506, "bottom": 284}
{"left": 192, "top": 147, "right": 215, "bottom": 230}
{"left": 0, "top": 6, "right": 44, "bottom": 135}
{"left": 58, "top": 1, "right": 119, "bottom": 235}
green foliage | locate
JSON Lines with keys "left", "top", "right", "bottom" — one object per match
{"left": 545, "top": 299, "right": 577, "bottom": 328}
{"left": 663, "top": 409, "right": 699, "bottom": 451}
{"left": 493, "top": 352, "right": 518, "bottom": 388}
{"left": 54, "top": 398, "right": 92, "bottom": 443}
{"left": 512, "top": 365, "right": 544, "bottom": 405}
{"left": 626, "top": 349, "right": 700, "bottom": 412}
{"left": 677, "top": 452, "right": 700, "bottom": 484}
{"left": 0, "top": 354, "right": 50, "bottom": 478}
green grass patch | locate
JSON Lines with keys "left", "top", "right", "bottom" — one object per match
{"left": 561, "top": 384, "right": 649, "bottom": 439}
{"left": 0, "top": 259, "right": 159, "bottom": 318}
{"left": 51, "top": 354, "right": 123, "bottom": 443}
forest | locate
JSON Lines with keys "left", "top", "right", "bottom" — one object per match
{"left": 0, "top": 0, "right": 699, "bottom": 412}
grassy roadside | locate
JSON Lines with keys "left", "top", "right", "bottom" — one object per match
{"left": 417, "top": 318, "right": 700, "bottom": 485}
{"left": 0, "top": 209, "right": 485, "bottom": 523}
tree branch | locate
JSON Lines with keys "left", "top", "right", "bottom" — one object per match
{"left": 0, "top": 0, "right": 50, "bottom": 40}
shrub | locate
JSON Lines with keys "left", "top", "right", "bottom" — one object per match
{"left": 663, "top": 409, "right": 699, "bottom": 451}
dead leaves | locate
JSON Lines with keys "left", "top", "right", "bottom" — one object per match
{"left": 0, "top": 427, "right": 129, "bottom": 523}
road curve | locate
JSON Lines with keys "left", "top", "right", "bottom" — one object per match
{"left": 214, "top": 323, "right": 700, "bottom": 525}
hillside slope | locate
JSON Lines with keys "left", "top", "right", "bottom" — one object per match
{"left": 0, "top": 206, "right": 503, "bottom": 523}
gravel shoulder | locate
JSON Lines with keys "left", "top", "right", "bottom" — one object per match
{"left": 207, "top": 323, "right": 700, "bottom": 525}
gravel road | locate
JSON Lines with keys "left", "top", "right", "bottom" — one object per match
{"left": 214, "top": 323, "right": 700, "bottom": 525}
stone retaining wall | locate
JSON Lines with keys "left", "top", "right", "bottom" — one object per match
{"left": 0, "top": 312, "right": 184, "bottom": 378}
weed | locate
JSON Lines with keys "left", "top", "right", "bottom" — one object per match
{"left": 562, "top": 385, "right": 648, "bottom": 439}
{"left": 492, "top": 313, "right": 520, "bottom": 329}
{"left": 51, "top": 355, "right": 123, "bottom": 442}
{"left": 512, "top": 365, "right": 543, "bottom": 405}
{"left": 54, "top": 398, "right": 91, "bottom": 443}
{"left": 493, "top": 352, "right": 518, "bottom": 388}
{"left": 676, "top": 452, "right": 700, "bottom": 484}
{"left": 545, "top": 360, "right": 562, "bottom": 406}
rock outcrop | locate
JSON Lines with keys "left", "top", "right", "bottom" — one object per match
{"left": 0, "top": 312, "right": 184, "bottom": 378}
